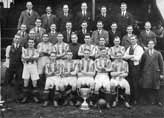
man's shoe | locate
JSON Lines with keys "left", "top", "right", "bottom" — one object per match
{"left": 69, "top": 101, "right": 74, "bottom": 106}
{"left": 106, "top": 103, "right": 111, "bottom": 109}
{"left": 53, "top": 101, "right": 58, "bottom": 107}
{"left": 21, "top": 97, "right": 28, "bottom": 103}
{"left": 75, "top": 101, "right": 81, "bottom": 106}
{"left": 43, "top": 101, "right": 49, "bottom": 107}
{"left": 33, "top": 97, "right": 39, "bottom": 103}
{"left": 125, "top": 102, "right": 131, "bottom": 109}
{"left": 157, "top": 102, "right": 163, "bottom": 107}
{"left": 63, "top": 100, "right": 68, "bottom": 106}
{"left": 112, "top": 101, "right": 117, "bottom": 108}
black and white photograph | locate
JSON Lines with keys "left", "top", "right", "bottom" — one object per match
{"left": 1, "top": 0, "right": 164, "bottom": 118}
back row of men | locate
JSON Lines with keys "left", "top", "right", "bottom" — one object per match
{"left": 4, "top": 32, "right": 164, "bottom": 108}
{"left": 18, "top": 1, "right": 134, "bottom": 34}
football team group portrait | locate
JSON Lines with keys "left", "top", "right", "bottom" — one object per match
{"left": 1, "top": 0, "right": 164, "bottom": 118}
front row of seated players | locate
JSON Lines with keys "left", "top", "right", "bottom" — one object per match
{"left": 42, "top": 48, "right": 131, "bottom": 109}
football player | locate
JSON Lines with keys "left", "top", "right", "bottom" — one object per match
{"left": 61, "top": 51, "right": 78, "bottom": 106}
{"left": 21, "top": 39, "right": 40, "bottom": 103}
{"left": 94, "top": 49, "right": 112, "bottom": 108}
{"left": 37, "top": 33, "right": 53, "bottom": 88}
{"left": 43, "top": 52, "right": 61, "bottom": 107}
{"left": 110, "top": 52, "right": 131, "bottom": 108}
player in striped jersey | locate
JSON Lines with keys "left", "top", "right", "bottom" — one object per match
{"left": 109, "top": 36, "right": 125, "bottom": 60}
{"left": 37, "top": 33, "right": 53, "bottom": 88}
{"left": 110, "top": 52, "right": 131, "bottom": 108}
{"left": 78, "top": 34, "right": 98, "bottom": 59}
{"left": 61, "top": 51, "right": 78, "bottom": 106}
{"left": 43, "top": 52, "right": 61, "bottom": 107}
{"left": 94, "top": 49, "right": 112, "bottom": 108}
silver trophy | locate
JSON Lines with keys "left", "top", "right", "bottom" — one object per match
{"left": 79, "top": 88, "right": 91, "bottom": 110}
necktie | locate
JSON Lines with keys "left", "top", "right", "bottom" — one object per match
{"left": 37, "top": 28, "right": 39, "bottom": 33}
{"left": 129, "top": 46, "right": 134, "bottom": 55}
{"left": 67, "top": 31, "right": 70, "bottom": 43}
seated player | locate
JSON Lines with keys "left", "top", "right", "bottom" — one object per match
{"left": 77, "top": 49, "right": 96, "bottom": 106}
{"left": 61, "top": 51, "right": 78, "bottom": 106}
{"left": 37, "top": 33, "right": 53, "bottom": 88}
{"left": 94, "top": 49, "right": 112, "bottom": 108}
{"left": 21, "top": 39, "right": 40, "bottom": 103}
{"left": 43, "top": 52, "right": 61, "bottom": 107}
{"left": 78, "top": 34, "right": 98, "bottom": 59}
{"left": 110, "top": 52, "right": 131, "bottom": 108}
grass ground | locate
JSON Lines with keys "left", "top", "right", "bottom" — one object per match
{"left": 2, "top": 102, "right": 164, "bottom": 118}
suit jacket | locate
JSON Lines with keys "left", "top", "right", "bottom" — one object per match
{"left": 77, "top": 29, "right": 91, "bottom": 44}
{"left": 139, "top": 30, "right": 156, "bottom": 48}
{"left": 58, "top": 13, "right": 72, "bottom": 32}
{"left": 140, "top": 50, "right": 164, "bottom": 89}
{"left": 62, "top": 30, "right": 73, "bottom": 43}
{"left": 17, "top": 30, "right": 28, "bottom": 48}
{"left": 96, "top": 14, "right": 113, "bottom": 30}
{"left": 18, "top": 10, "right": 39, "bottom": 30}
{"left": 41, "top": 14, "right": 58, "bottom": 32}
{"left": 92, "top": 29, "right": 109, "bottom": 46}
{"left": 30, "top": 27, "right": 46, "bottom": 43}
{"left": 75, "top": 11, "right": 91, "bottom": 30}
{"left": 108, "top": 30, "right": 121, "bottom": 47}
{"left": 121, "top": 34, "right": 135, "bottom": 50}
{"left": 48, "top": 32, "right": 58, "bottom": 44}
{"left": 117, "top": 11, "right": 134, "bottom": 31}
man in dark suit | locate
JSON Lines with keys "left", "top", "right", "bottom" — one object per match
{"left": 17, "top": 24, "right": 28, "bottom": 48}
{"left": 41, "top": 6, "right": 58, "bottom": 32}
{"left": 77, "top": 21, "right": 91, "bottom": 44}
{"left": 75, "top": 2, "right": 91, "bottom": 30}
{"left": 62, "top": 21, "right": 73, "bottom": 44}
{"left": 58, "top": 4, "right": 72, "bottom": 32}
{"left": 121, "top": 25, "right": 135, "bottom": 50}
{"left": 140, "top": 40, "right": 164, "bottom": 106}
{"left": 48, "top": 24, "right": 58, "bottom": 44}
{"left": 139, "top": 21, "right": 156, "bottom": 50}
{"left": 96, "top": 6, "right": 113, "bottom": 31}
{"left": 30, "top": 18, "right": 46, "bottom": 44}
{"left": 3, "top": 34, "right": 24, "bottom": 101}
{"left": 92, "top": 21, "right": 109, "bottom": 46}
{"left": 17, "top": 1, "right": 39, "bottom": 31}
{"left": 108, "top": 22, "right": 121, "bottom": 47}
{"left": 117, "top": 2, "right": 134, "bottom": 37}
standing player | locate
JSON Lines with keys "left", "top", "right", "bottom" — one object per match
{"left": 43, "top": 52, "right": 61, "bottom": 107}
{"left": 37, "top": 33, "right": 53, "bottom": 88}
{"left": 109, "top": 36, "right": 125, "bottom": 60}
{"left": 21, "top": 39, "right": 40, "bottom": 103}
{"left": 94, "top": 49, "right": 112, "bottom": 108}
{"left": 95, "top": 37, "right": 109, "bottom": 59}
{"left": 78, "top": 34, "right": 98, "bottom": 59}
{"left": 53, "top": 33, "right": 69, "bottom": 60}
{"left": 61, "top": 51, "right": 78, "bottom": 106}
{"left": 77, "top": 49, "right": 96, "bottom": 106}
{"left": 110, "top": 52, "right": 131, "bottom": 108}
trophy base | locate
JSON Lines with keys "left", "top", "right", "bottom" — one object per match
{"left": 80, "top": 106, "right": 90, "bottom": 110}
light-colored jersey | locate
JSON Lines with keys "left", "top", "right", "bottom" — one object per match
{"left": 53, "top": 42, "right": 69, "bottom": 57}
{"left": 79, "top": 58, "right": 95, "bottom": 72}
{"left": 95, "top": 46, "right": 110, "bottom": 58}
{"left": 95, "top": 57, "right": 112, "bottom": 73}
{"left": 111, "top": 60, "right": 129, "bottom": 74}
{"left": 78, "top": 44, "right": 98, "bottom": 57}
{"left": 22, "top": 48, "right": 39, "bottom": 63}
{"left": 109, "top": 46, "right": 125, "bottom": 59}
{"left": 37, "top": 42, "right": 53, "bottom": 55}
{"left": 45, "top": 60, "right": 60, "bottom": 76}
